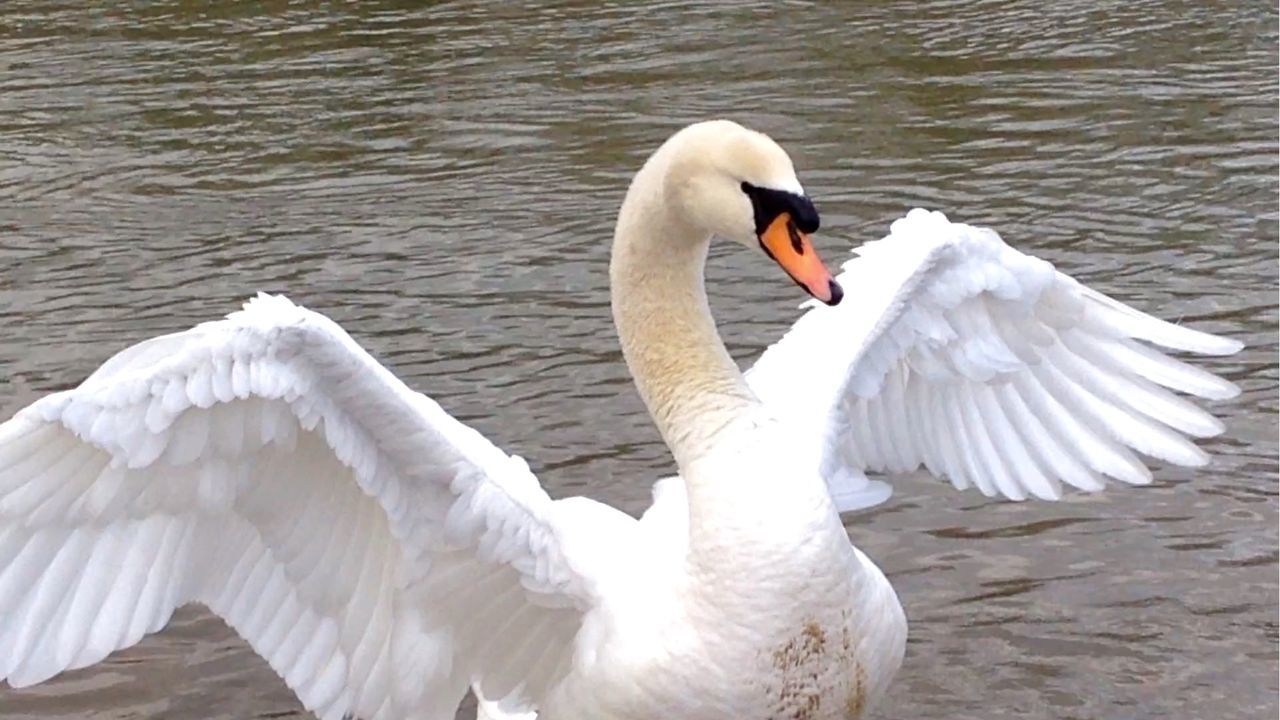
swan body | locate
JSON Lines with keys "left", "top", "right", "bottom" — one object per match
{"left": 0, "top": 121, "right": 1239, "bottom": 720}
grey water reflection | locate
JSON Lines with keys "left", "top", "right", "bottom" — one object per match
{"left": 0, "top": 1, "right": 1275, "bottom": 719}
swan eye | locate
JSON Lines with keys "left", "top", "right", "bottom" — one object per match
{"left": 741, "top": 182, "right": 820, "bottom": 236}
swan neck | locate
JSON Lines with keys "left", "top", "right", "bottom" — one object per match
{"left": 610, "top": 173, "right": 755, "bottom": 468}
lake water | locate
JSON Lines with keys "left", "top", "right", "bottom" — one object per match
{"left": 0, "top": 2, "right": 1276, "bottom": 719}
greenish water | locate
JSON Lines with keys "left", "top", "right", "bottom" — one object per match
{"left": 0, "top": 2, "right": 1276, "bottom": 719}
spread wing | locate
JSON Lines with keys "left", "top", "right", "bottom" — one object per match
{"left": 0, "top": 294, "right": 629, "bottom": 720}
{"left": 747, "top": 209, "right": 1241, "bottom": 511}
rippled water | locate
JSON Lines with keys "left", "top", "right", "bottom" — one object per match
{"left": 1, "top": 2, "right": 1276, "bottom": 719}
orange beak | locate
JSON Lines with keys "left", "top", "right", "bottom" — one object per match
{"left": 758, "top": 212, "right": 843, "bottom": 305}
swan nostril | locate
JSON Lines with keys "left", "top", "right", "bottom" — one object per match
{"left": 786, "top": 220, "right": 805, "bottom": 255}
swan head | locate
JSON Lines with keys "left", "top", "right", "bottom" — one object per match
{"left": 660, "top": 120, "right": 843, "bottom": 306}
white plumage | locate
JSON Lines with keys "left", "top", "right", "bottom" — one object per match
{"left": 748, "top": 209, "right": 1240, "bottom": 511}
{"left": 0, "top": 126, "right": 1240, "bottom": 720}
{"left": 0, "top": 293, "right": 614, "bottom": 719}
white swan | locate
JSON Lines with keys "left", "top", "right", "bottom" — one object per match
{"left": 0, "top": 120, "right": 1240, "bottom": 720}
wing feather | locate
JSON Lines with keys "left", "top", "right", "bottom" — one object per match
{"left": 748, "top": 209, "right": 1240, "bottom": 509}
{"left": 964, "top": 387, "right": 1025, "bottom": 501}
{"left": 1059, "top": 330, "right": 1227, "bottom": 436}
{"left": 931, "top": 390, "right": 965, "bottom": 492}
{"left": 0, "top": 293, "right": 625, "bottom": 718}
